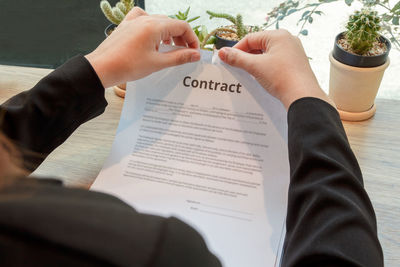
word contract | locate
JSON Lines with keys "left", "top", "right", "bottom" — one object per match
{"left": 183, "top": 76, "right": 242, "bottom": 93}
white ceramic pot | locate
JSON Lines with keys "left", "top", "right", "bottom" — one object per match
{"left": 329, "top": 53, "right": 390, "bottom": 121}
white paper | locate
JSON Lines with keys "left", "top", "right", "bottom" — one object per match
{"left": 91, "top": 46, "right": 289, "bottom": 267}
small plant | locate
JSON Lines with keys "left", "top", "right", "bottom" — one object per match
{"left": 264, "top": 0, "right": 400, "bottom": 50}
{"left": 100, "top": 0, "right": 135, "bottom": 25}
{"left": 264, "top": 0, "right": 336, "bottom": 36}
{"left": 169, "top": 7, "right": 200, "bottom": 23}
{"left": 169, "top": 7, "right": 211, "bottom": 45}
{"left": 195, "top": 25, "right": 217, "bottom": 49}
{"left": 200, "top": 11, "right": 262, "bottom": 48}
{"left": 206, "top": 11, "right": 248, "bottom": 40}
{"left": 345, "top": 9, "right": 382, "bottom": 55}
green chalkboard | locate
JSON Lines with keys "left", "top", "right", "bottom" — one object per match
{"left": 0, "top": 0, "right": 145, "bottom": 68}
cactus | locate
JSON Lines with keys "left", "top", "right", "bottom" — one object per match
{"left": 345, "top": 8, "right": 382, "bottom": 55}
{"left": 100, "top": 0, "right": 135, "bottom": 25}
{"left": 206, "top": 11, "right": 248, "bottom": 39}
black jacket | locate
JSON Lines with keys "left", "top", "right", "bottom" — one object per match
{"left": 0, "top": 56, "right": 383, "bottom": 266}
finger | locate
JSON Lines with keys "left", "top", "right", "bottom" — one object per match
{"left": 124, "top": 7, "right": 148, "bottom": 21}
{"left": 218, "top": 47, "right": 257, "bottom": 74}
{"left": 152, "top": 14, "right": 169, "bottom": 19}
{"left": 249, "top": 49, "right": 264, "bottom": 54}
{"left": 160, "top": 19, "right": 199, "bottom": 49}
{"left": 234, "top": 31, "right": 270, "bottom": 52}
{"left": 173, "top": 36, "right": 187, "bottom": 47}
{"left": 156, "top": 48, "right": 201, "bottom": 69}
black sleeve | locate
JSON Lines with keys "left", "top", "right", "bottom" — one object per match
{"left": 0, "top": 55, "right": 107, "bottom": 171}
{"left": 281, "top": 97, "right": 383, "bottom": 267}
{"left": 0, "top": 178, "right": 222, "bottom": 267}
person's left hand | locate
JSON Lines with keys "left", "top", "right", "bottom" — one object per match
{"left": 85, "top": 7, "right": 200, "bottom": 88}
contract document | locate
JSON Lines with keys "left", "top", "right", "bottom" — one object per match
{"left": 91, "top": 46, "right": 289, "bottom": 267}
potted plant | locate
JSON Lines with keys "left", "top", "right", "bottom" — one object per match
{"left": 329, "top": 8, "right": 391, "bottom": 121}
{"left": 263, "top": 0, "right": 400, "bottom": 50}
{"left": 101, "top": 0, "right": 135, "bottom": 35}
{"left": 169, "top": 8, "right": 216, "bottom": 50}
{"left": 100, "top": 0, "right": 135, "bottom": 98}
{"left": 201, "top": 11, "right": 261, "bottom": 49}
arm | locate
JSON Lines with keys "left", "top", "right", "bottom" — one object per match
{"left": 219, "top": 30, "right": 382, "bottom": 266}
{"left": 0, "top": 178, "right": 221, "bottom": 266}
{"left": 0, "top": 56, "right": 107, "bottom": 171}
{"left": 1, "top": 7, "right": 201, "bottom": 172}
{"left": 0, "top": 8, "right": 220, "bottom": 265}
{"left": 283, "top": 97, "right": 382, "bottom": 266}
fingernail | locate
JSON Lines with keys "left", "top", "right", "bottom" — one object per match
{"left": 191, "top": 52, "right": 200, "bottom": 62}
{"left": 219, "top": 47, "right": 231, "bottom": 61}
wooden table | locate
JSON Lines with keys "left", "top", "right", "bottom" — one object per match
{"left": 1, "top": 64, "right": 399, "bottom": 266}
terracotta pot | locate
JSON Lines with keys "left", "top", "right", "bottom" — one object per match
{"left": 328, "top": 32, "right": 391, "bottom": 121}
{"left": 105, "top": 24, "right": 127, "bottom": 98}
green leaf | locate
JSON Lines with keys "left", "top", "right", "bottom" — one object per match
{"left": 187, "top": 16, "right": 200, "bottom": 23}
{"left": 393, "top": 16, "right": 400, "bottom": 25}
{"left": 207, "top": 36, "right": 216, "bottom": 45}
{"left": 194, "top": 28, "right": 200, "bottom": 38}
{"left": 308, "top": 16, "right": 313, "bottom": 23}
{"left": 392, "top": 1, "right": 400, "bottom": 12}
{"left": 300, "top": 29, "right": 308, "bottom": 35}
{"left": 201, "top": 25, "right": 208, "bottom": 38}
{"left": 301, "top": 11, "right": 310, "bottom": 19}
{"left": 287, "top": 9, "right": 298, "bottom": 15}
{"left": 382, "top": 14, "right": 393, "bottom": 22}
{"left": 345, "top": 0, "right": 353, "bottom": 6}
{"left": 184, "top": 7, "right": 190, "bottom": 17}
{"left": 275, "top": 21, "right": 280, "bottom": 29}
{"left": 314, "top": 11, "right": 323, "bottom": 15}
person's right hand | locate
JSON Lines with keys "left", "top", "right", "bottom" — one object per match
{"left": 218, "top": 30, "right": 335, "bottom": 110}
{"left": 85, "top": 7, "right": 200, "bottom": 89}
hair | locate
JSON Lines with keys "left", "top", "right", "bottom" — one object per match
{"left": 0, "top": 103, "right": 48, "bottom": 187}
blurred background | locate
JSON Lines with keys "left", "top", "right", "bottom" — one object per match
{"left": 0, "top": 0, "right": 145, "bottom": 68}
{"left": 0, "top": 0, "right": 398, "bottom": 98}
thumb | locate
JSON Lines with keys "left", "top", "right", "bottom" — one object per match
{"left": 157, "top": 48, "right": 201, "bottom": 69}
{"left": 218, "top": 47, "right": 255, "bottom": 74}
{"left": 124, "top": 7, "right": 148, "bottom": 21}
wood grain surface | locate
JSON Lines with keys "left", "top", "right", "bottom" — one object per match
{"left": 1, "top": 64, "right": 399, "bottom": 266}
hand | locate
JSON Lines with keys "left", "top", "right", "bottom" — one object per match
{"left": 85, "top": 7, "right": 201, "bottom": 88}
{"left": 218, "top": 30, "right": 335, "bottom": 110}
